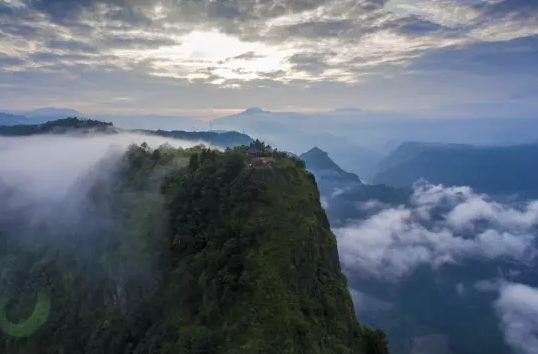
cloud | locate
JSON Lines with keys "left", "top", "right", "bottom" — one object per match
{"left": 495, "top": 282, "right": 538, "bottom": 354}
{"left": 1, "top": 0, "right": 538, "bottom": 113}
{"left": 0, "top": 132, "right": 223, "bottom": 315}
{"left": 0, "top": 133, "right": 214, "bottom": 203}
{"left": 333, "top": 183, "right": 538, "bottom": 281}
{"left": 351, "top": 289, "right": 393, "bottom": 312}
{"left": 287, "top": 52, "right": 332, "bottom": 74}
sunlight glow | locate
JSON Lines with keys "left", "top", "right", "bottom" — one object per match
{"left": 112, "top": 30, "right": 295, "bottom": 83}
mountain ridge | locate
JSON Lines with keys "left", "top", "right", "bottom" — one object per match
{"left": 301, "top": 147, "right": 362, "bottom": 184}
{"left": 0, "top": 118, "right": 254, "bottom": 148}
{"left": 373, "top": 141, "right": 538, "bottom": 197}
{"left": 0, "top": 137, "right": 390, "bottom": 353}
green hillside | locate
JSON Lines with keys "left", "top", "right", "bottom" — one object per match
{"left": 0, "top": 117, "right": 253, "bottom": 148}
{"left": 0, "top": 117, "right": 114, "bottom": 135}
{"left": 0, "top": 141, "right": 389, "bottom": 354}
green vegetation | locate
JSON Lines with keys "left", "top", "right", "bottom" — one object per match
{"left": 0, "top": 289, "right": 51, "bottom": 338}
{"left": 146, "top": 129, "right": 253, "bottom": 148}
{"left": 0, "top": 117, "right": 253, "bottom": 149}
{"left": 0, "top": 139, "right": 389, "bottom": 353}
{"left": 0, "top": 117, "right": 113, "bottom": 135}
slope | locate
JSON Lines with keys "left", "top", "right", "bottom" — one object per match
{"left": 300, "top": 146, "right": 409, "bottom": 226}
{"left": 0, "top": 112, "right": 37, "bottom": 126}
{"left": 0, "top": 118, "right": 253, "bottom": 149}
{"left": 301, "top": 147, "right": 362, "bottom": 190}
{"left": 0, "top": 142, "right": 389, "bottom": 354}
{"left": 373, "top": 141, "right": 538, "bottom": 197}
{"left": 0, "top": 117, "right": 115, "bottom": 135}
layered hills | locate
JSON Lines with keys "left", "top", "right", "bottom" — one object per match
{"left": 373, "top": 141, "right": 538, "bottom": 198}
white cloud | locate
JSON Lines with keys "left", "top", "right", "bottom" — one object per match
{"left": 387, "top": 0, "right": 481, "bottom": 27}
{"left": 2, "top": 0, "right": 538, "bottom": 113}
{"left": 351, "top": 289, "right": 393, "bottom": 312}
{"left": 2, "top": 0, "right": 537, "bottom": 86}
{"left": 334, "top": 183, "right": 538, "bottom": 281}
{"left": 0, "top": 133, "right": 215, "bottom": 203}
{"left": 495, "top": 282, "right": 538, "bottom": 354}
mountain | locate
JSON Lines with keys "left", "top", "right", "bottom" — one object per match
{"left": 0, "top": 117, "right": 116, "bottom": 136}
{"left": 93, "top": 114, "right": 204, "bottom": 131}
{"left": 0, "top": 112, "right": 35, "bottom": 126}
{"left": 373, "top": 141, "right": 538, "bottom": 198}
{"left": 212, "top": 109, "right": 383, "bottom": 181}
{"left": 300, "top": 147, "right": 410, "bottom": 226}
{"left": 321, "top": 141, "right": 382, "bottom": 183}
{"left": 144, "top": 129, "right": 253, "bottom": 148}
{"left": 301, "top": 147, "right": 362, "bottom": 193}
{"left": 212, "top": 109, "right": 538, "bottom": 156}
{"left": 25, "top": 107, "right": 82, "bottom": 121}
{"left": 0, "top": 118, "right": 253, "bottom": 148}
{"left": 0, "top": 141, "right": 389, "bottom": 354}
{"left": 239, "top": 107, "right": 270, "bottom": 115}
{"left": 6, "top": 107, "right": 207, "bottom": 131}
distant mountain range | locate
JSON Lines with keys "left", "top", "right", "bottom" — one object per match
{"left": 300, "top": 145, "right": 535, "bottom": 354}
{"left": 213, "top": 108, "right": 384, "bottom": 181}
{"left": 0, "top": 118, "right": 253, "bottom": 149}
{"left": 4, "top": 113, "right": 538, "bottom": 354}
{"left": 0, "top": 107, "right": 206, "bottom": 131}
{"left": 374, "top": 141, "right": 538, "bottom": 198}
{"left": 0, "top": 112, "right": 37, "bottom": 125}
{"left": 5, "top": 106, "right": 538, "bottom": 194}
{"left": 301, "top": 147, "right": 362, "bottom": 191}
{"left": 300, "top": 146, "right": 409, "bottom": 226}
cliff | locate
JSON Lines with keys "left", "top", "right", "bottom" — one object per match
{"left": 0, "top": 142, "right": 388, "bottom": 354}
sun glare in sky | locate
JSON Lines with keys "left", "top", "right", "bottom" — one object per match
{"left": 1, "top": 0, "right": 537, "bottom": 115}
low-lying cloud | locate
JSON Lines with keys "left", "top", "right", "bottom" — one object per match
{"left": 334, "top": 183, "right": 538, "bottom": 281}
{"left": 0, "top": 132, "right": 217, "bottom": 314}
{"left": 0, "top": 132, "right": 212, "bottom": 203}
{"left": 495, "top": 282, "right": 538, "bottom": 354}
{"left": 0, "top": 132, "right": 218, "bottom": 257}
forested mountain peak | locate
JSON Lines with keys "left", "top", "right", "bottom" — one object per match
{"left": 0, "top": 117, "right": 115, "bottom": 136}
{"left": 0, "top": 141, "right": 388, "bottom": 354}
{"left": 301, "top": 147, "right": 362, "bottom": 185}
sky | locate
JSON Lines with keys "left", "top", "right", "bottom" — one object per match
{"left": 1, "top": 0, "right": 538, "bottom": 118}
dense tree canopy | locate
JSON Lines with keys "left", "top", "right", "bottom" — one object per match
{"left": 0, "top": 142, "right": 389, "bottom": 354}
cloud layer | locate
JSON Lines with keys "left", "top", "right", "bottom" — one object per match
{"left": 1, "top": 0, "right": 538, "bottom": 113}
{"left": 334, "top": 183, "right": 538, "bottom": 281}
{"left": 495, "top": 282, "right": 538, "bottom": 354}
{"left": 0, "top": 133, "right": 212, "bottom": 204}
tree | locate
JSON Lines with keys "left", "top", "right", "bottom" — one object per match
{"left": 189, "top": 154, "right": 200, "bottom": 171}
